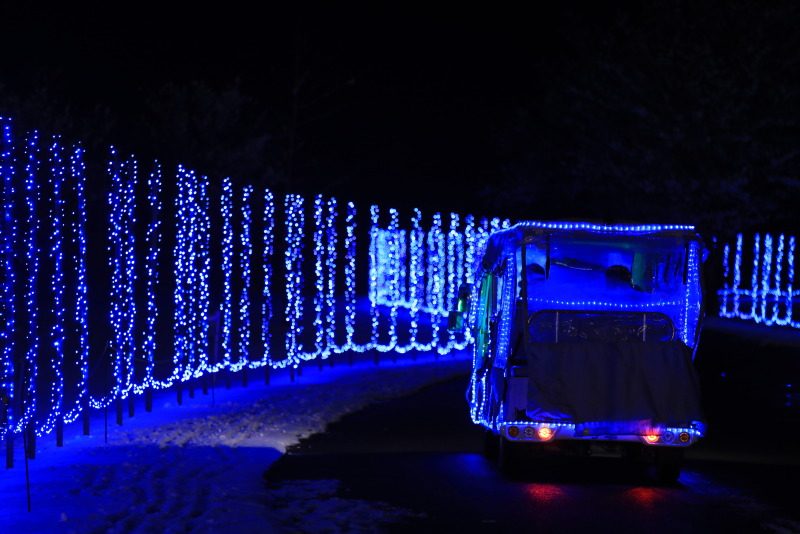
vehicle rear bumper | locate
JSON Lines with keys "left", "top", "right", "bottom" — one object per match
{"left": 497, "top": 420, "right": 704, "bottom": 447}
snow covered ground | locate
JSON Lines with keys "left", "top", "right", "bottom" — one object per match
{"left": 0, "top": 353, "right": 470, "bottom": 533}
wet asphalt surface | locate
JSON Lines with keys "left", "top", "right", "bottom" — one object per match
{"left": 265, "top": 369, "right": 800, "bottom": 533}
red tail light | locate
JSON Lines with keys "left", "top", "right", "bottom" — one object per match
{"left": 643, "top": 434, "right": 660, "bottom": 444}
{"left": 537, "top": 427, "right": 554, "bottom": 441}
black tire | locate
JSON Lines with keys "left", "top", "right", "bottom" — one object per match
{"left": 483, "top": 430, "right": 499, "bottom": 459}
{"left": 497, "top": 437, "right": 522, "bottom": 474}
{"left": 652, "top": 448, "right": 684, "bottom": 485}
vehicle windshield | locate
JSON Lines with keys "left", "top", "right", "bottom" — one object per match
{"left": 521, "top": 234, "right": 689, "bottom": 314}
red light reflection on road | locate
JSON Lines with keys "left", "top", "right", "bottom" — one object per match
{"left": 525, "top": 483, "right": 566, "bottom": 504}
{"left": 625, "top": 487, "right": 667, "bottom": 509}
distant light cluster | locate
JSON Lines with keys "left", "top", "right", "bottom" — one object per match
{"left": 719, "top": 233, "right": 798, "bottom": 328}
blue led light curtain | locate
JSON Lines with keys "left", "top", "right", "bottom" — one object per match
{"left": 0, "top": 118, "right": 478, "bottom": 444}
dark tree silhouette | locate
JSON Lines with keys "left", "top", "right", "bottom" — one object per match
{"left": 487, "top": 1, "right": 800, "bottom": 237}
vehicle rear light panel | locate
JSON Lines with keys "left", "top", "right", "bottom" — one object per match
{"left": 499, "top": 421, "right": 703, "bottom": 446}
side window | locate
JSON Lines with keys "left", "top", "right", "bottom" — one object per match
{"left": 493, "top": 260, "right": 512, "bottom": 369}
{"left": 474, "top": 273, "right": 495, "bottom": 370}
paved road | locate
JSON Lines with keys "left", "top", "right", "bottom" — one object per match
{"left": 265, "top": 372, "right": 800, "bottom": 532}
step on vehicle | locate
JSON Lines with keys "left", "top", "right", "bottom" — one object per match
{"left": 449, "top": 222, "right": 707, "bottom": 484}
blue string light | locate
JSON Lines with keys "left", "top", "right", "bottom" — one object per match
{"left": 446, "top": 213, "right": 459, "bottom": 348}
{"left": 63, "top": 145, "right": 89, "bottom": 423}
{"left": 235, "top": 185, "right": 254, "bottom": 372}
{"left": 369, "top": 205, "right": 380, "bottom": 348}
{"left": 196, "top": 172, "right": 212, "bottom": 377}
{"left": 38, "top": 136, "right": 67, "bottom": 436}
{"left": 517, "top": 221, "right": 695, "bottom": 233}
{"left": 759, "top": 234, "right": 773, "bottom": 324}
{"left": 313, "top": 195, "right": 325, "bottom": 355}
{"left": 325, "top": 197, "right": 338, "bottom": 354}
{"left": 733, "top": 234, "right": 743, "bottom": 317}
{"left": 387, "top": 208, "right": 400, "bottom": 350}
{"left": 172, "top": 165, "right": 191, "bottom": 384}
{"left": 343, "top": 202, "right": 357, "bottom": 350}
{"left": 259, "top": 188, "right": 275, "bottom": 367}
{"left": 772, "top": 235, "right": 784, "bottom": 324}
{"left": 408, "top": 209, "right": 423, "bottom": 348}
{"left": 719, "top": 233, "right": 798, "bottom": 329}
{"left": 284, "top": 194, "right": 305, "bottom": 366}
{"left": 94, "top": 147, "right": 123, "bottom": 408}
{"left": 220, "top": 177, "right": 234, "bottom": 370}
{"left": 142, "top": 162, "right": 162, "bottom": 387}
{"left": 16, "top": 131, "right": 40, "bottom": 429}
{"left": 788, "top": 236, "right": 796, "bottom": 326}
{"left": 0, "top": 117, "right": 16, "bottom": 438}
{"left": 122, "top": 157, "right": 137, "bottom": 396}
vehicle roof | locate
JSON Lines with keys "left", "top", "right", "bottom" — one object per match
{"left": 479, "top": 221, "right": 702, "bottom": 274}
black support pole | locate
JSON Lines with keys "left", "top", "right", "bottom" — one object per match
{"left": 5, "top": 432, "right": 13, "bottom": 469}
{"left": 82, "top": 395, "right": 90, "bottom": 435}
{"left": 55, "top": 418, "right": 63, "bottom": 447}
{"left": 25, "top": 424, "right": 35, "bottom": 460}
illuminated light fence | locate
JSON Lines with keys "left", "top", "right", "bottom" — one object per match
{"left": 0, "top": 117, "right": 478, "bottom": 460}
{"left": 718, "top": 233, "right": 799, "bottom": 329}
{"left": 370, "top": 212, "right": 511, "bottom": 315}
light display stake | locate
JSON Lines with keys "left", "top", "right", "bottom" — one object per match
{"left": 733, "top": 234, "right": 743, "bottom": 316}
{"left": 184, "top": 168, "right": 198, "bottom": 378}
{"left": 142, "top": 162, "right": 162, "bottom": 387}
{"left": 398, "top": 226, "right": 408, "bottom": 306}
{"left": 369, "top": 205, "right": 380, "bottom": 347}
{"left": 344, "top": 202, "right": 357, "bottom": 349}
{"left": 284, "top": 194, "right": 305, "bottom": 366}
{"left": 16, "top": 131, "right": 40, "bottom": 429}
{"left": 0, "top": 118, "right": 15, "bottom": 437}
{"left": 196, "top": 172, "right": 211, "bottom": 376}
{"left": 788, "top": 236, "right": 796, "bottom": 326}
{"left": 408, "top": 209, "right": 423, "bottom": 348}
{"left": 773, "top": 235, "right": 784, "bottom": 324}
{"left": 750, "top": 233, "right": 760, "bottom": 320}
{"left": 759, "top": 234, "right": 773, "bottom": 323}
{"left": 220, "top": 177, "right": 234, "bottom": 369}
{"left": 446, "top": 213, "right": 459, "bottom": 348}
{"left": 100, "top": 147, "right": 124, "bottom": 407}
{"left": 122, "top": 157, "right": 137, "bottom": 395}
{"left": 428, "top": 213, "right": 444, "bottom": 349}
{"left": 64, "top": 146, "right": 89, "bottom": 423}
{"left": 260, "top": 188, "right": 275, "bottom": 367}
{"left": 313, "top": 195, "right": 325, "bottom": 354}
{"left": 464, "top": 215, "right": 476, "bottom": 284}
{"left": 172, "top": 165, "right": 199, "bottom": 384}
{"left": 325, "top": 197, "right": 338, "bottom": 353}
{"left": 387, "top": 208, "right": 399, "bottom": 350}
{"left": 39, "top": 136, "right": 67, "bottom": 435}
{"left": 236, "top": 185, "right": 254, "bottom": 371}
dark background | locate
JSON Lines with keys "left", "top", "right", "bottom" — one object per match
{"left": 1, "top": 1, "right": 799, "bottom": 236}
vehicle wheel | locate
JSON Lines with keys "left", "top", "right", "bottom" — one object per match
{"left": 497, "top": 437, "right": 521, "bottom": 474}
{"left": 483, "top": 430, "right": 499, "bottom": 459}
{"left": 652, "top": 448, "right": 684, "bottom": 485}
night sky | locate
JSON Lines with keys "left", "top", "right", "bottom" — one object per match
{"left": 2, "top": 2, "right": 798, "bottom": 233}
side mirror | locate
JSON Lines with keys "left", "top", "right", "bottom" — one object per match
{"left": 447, "top": 283, "right": 472, "bottom": 333}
